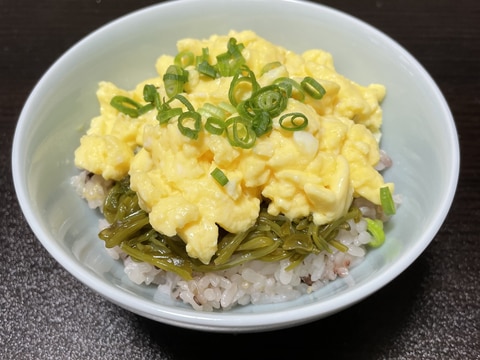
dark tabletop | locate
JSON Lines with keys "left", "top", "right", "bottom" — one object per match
{"left": 1, "top": 1, "right": 479, "bottom": 359}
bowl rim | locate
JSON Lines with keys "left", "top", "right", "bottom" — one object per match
{"left": 11, "top": 0, "right": 460, "bottom": 332}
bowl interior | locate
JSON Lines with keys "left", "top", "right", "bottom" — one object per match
{"left": 12, "top": 0, "right": 459, "bottom": 332}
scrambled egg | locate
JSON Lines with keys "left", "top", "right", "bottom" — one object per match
{"left": 74, "top": 30, "right": 394, "bottom": 264}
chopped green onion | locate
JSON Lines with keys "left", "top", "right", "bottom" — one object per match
{"left": 228, "top": 67, "right": 260, "bottom": 106}
{"left": 260, "top": 61, "right": 282, "bottom": 75}
{"left": 216, "top": 38, "right": 246, "bottom": 77}
{"left": 301, "top": 76, "right": 326, "bottom": 99}
{"left": 380, "top": 186, "right": 396, "bottom": 215}
{"left": 197, "top": 103, "right": 228, "bottom": 120}
{"left": 274, "top": 80, "right": 293, "bottom": 99}
{"left": 225, "top": 116, "right": 256, "bottom": 149}
{"left": 236, "top": 100, "right": 256, "bottom": 120}
{"left": 194, "top": 48, "right": 218, "bottom": 77}
{"left": 249, "top": 84, "right": 288, "bottom": 117}
{"left": 137, "top": 103, "right": 155, "bottom": 116}
{"left": 227, "top": 37, "right": 244, "bottom": 58}
{"left": 110, "top": 96, "right": 144, "bottom": 118}
{"left": 196, "top": 47, "right": 210, "bottom": 64}
{"left": 252, "top": 111, "right": 272, "bottom": 137}
{"left": 177, "top": 111, "right": 202, "bottom": 139}
{"left": 274, "top": 77, "right": 305, "bottom": 101}
{"left": 142, "top": 84, "right": 162, "bottom": 114}
{"left": 365, "top": 218, "right": 386, "bottom": 247}
{"left": 217, "top": 101, "right": 237, "bottom": 116}
{"left": 112, "top": 39, "right": 332, "bottom": 150}
{"left": 197, "top": 61, "right": 217, "bottom": 78}
{"left": 174, "top": 50, "right": 195, "bottom": 68}
{"left": 157, "top": 107, "right": 182, "bottom": 125}
{"left": 163, "top": 64, "right": 188, "bottom": 98}
{"left": 279, "top": 112, "right": 308, "bottom": 131}
{"left": 216, "top": 52, "right": 234, "bottom": 77}
{"left": 143, "top": 84, "right": 158, "bottom": 104}
{"left": 172, "top": 94, "right": 195, "bottom": 112}
{"left": 205, "top": 117, "right": 226, "bottom": 135}
{"left": 210, "top": 167, "right": 229, "bottom": 186}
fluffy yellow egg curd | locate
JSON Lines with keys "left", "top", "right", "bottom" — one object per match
{"left": 74, "top": 30, "right": 394, "bottom": 267}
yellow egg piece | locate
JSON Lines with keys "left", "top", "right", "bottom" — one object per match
{"left": 74, "top": 134, "right": 133, "bottom": 181}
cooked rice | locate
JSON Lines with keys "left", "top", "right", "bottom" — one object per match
{"left": 71, "top": 170, "right": 392, "bottom": 311}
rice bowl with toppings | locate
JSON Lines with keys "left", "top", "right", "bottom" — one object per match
{"left": 12, "top": 0, "right": 459, "bottom": 332}
{"left": 71, "top": 30, "right": 398, "bottom": 311}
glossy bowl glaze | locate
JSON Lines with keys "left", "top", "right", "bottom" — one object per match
{"left": 12, "top": 0, "right": 459, "bottom": 332}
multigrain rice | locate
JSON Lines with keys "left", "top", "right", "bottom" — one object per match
{"left": 71, "top": 170, "right": 392, "bottom": 311}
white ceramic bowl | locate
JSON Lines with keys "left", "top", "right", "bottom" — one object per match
{"left": 12, "top": 0, "right": 459, "bottom": 332}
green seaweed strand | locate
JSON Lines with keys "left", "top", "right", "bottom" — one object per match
{"left": 98, "top": 177, "right": 367, "bottom": 280}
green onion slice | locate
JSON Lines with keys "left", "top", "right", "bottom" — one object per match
{"left": 252, "top": 111, "right": 272, "bottom": 137}
{"left": 274, "top": 77, "right": 305, "bottom": 101}
{"left": 216, "top": 52, "right": 233, "bottom": 77}
{"left": 210, "top": 167, "right": 229, "bottom": 186}
{"left": 227, "top": 37, "right": 245, "bottom": 58}
{"left": 195, "top": 47, "right": 217, "bottom": 77}
{"left": 198, "top": 103, "right": 228, "bottom": 120}
{"left": 301, "top": 76, "right": 326, "bottom": 100}
{"left": 143, "top": 84, "right": 159, "bottom": 104}
{"left": 279, "top": 112, "right": 308, "bottom": 131}
{"left": 260, "top": 61, "right": 282, "bottom": 75}
{"left": 174, "top": 50, "right": 195, "bottom": 68}
{"left": 177, "top": 111, "right": 202, "bottom": 139}
{"left": 215, "top": 37, "right": 246, "bottom": 77}
{"left": 380, "top": 186, "right": 396, "bottom": 215}
{"left": 196, "top": 47, "right": 210, "bottom": 64}
{"left": 225, "top": 116, "right": 256, "bottom": 149}
{"left": 228, "top": 67, "right": 260, "bottom": 106}
{"left": 163, "top": 64, "right": 188, "bottom": 98}
{"left": 249, "top": 84, "right": 288, "bottom": 117}
{"left": 236, "top": 100, "right": 256, "bottom": 120}
{"left": 197, "top": 61, "right": 217, "bottom": 78}
{"left": 110, "top": 96, "right": 144, "bottom": 118}
{"left": 365, "top": 218, "right": 386, "bottom": 247}
{"left": 217, "top": 101, "right": 237, "bottom": 116}
{"left": 157, "top": 107, "right": 182, "bottom": 125}
{"left": 205, "top": 117, "right": 226, "bottom": 135}
{"left": 171, "top": 94, "right": 195, "bottom": 112}
{"left": 137, "top": 103, "right": 155, "bottom": 116}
